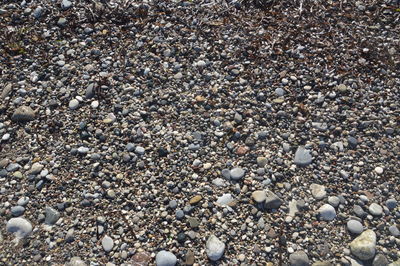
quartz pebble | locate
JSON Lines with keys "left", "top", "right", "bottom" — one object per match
{"left": 155, "top": 250, "right": 177, "bottom": 266}
{"left": 206, "top": 235, "right": 225, "bottom": 261}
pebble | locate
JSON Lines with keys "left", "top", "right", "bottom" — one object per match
{"left": 252, "top": 190, "right": 267, "bottom": 203}
{"left": 368, "top": 203, "right": 383, "bottom": 216}
{"left": 206, "top": 235, "right": 225, "bottom": 261}
{"left": 6, "top": 217, "right": 33, "bottom": 238}
{"left": 189, "top": 195, "right": 202, "bottom": 205}
{"left": 61, "top": 0, "right": 72, "bottom": 9}
{"left": 349, "top": 229, "right": 376, "bottom": 261}
{"left": 347, "top": 220, "right": 364, "bottom": 235}
{"left": 317, "top": 204, "right": 336, "bottom": 221}
{"left": 216, "top": 194, "right": 233, "bottom": 206}
{"left": 289, "top": 250, "right": 310, "bottom": 266}
{"left": 374, "top": 167, "right": 384, "bottom": 174}
{"left": 155, "top": 250, "right": 177, "bottom": 266}
{"left": 11, "top": 106, "right": 35, "bottom": 122}
{"left": 388, "top": 225, "right": 399, "bottom": 237}
{"left": 372, "top": 254, "right": 389, "bottom": 266}
{"left": 101, "top": 235, "right": 114, "bottom": 252}
{"left": 265, "top": 191, "right": 283, "bottom": 210}
{"left": 230, "top": 168, "right": 245, "bottom": 180}
{"left": 11, "top": 206, "right": 25, "bottom": 216}
{"left": 45, "top": 207, "right": 60, "bottom": 225}
{"left": 386, "top": 199, "right": 397, "bottom": 210}
{"left": 32, "top": 6, "right": 43, "bottom": 19}
{"left": 69, "top": 99, "right": 79, "bottom": 110}
{"left": 294, "top": 146, "right": 312, "bottom": 166}
{"left": 310, "top": 184, "right": 326, "bottom": 200}
{"left": 328, "top": 196, "right": 340, "bottom": 207}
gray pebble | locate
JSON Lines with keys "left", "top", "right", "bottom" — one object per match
{"left": 69, "top": 99, "right": 79, "bottom": 110}
{"left": 11, "top": 106, "right": 35, "bottom": 122}
{"left": 6, "top": 217, "right": 33, "bottom": 238}
{"left": 386, "top": 199, "right": 397, "bottom": 210}
{"left": 388, "top": 225, "right": 399, "bottom": 237}
{"left": 156, "top": 250, "right": 177, "bottom": 266}
{"left": 294, "top": 146, "right": 312, "bottom": 166}
{"left": 45, "top": 207, "right": 60, "bottom": 225}
{"left": 230, "top": 168, "right": 245, "bottom": 180}
{"left": 289, "top": 250, "right": 310, "bottom": 266}
{"left": 11, "top": 206, "right": 25, "bottom": 217}
{"left": 368, "top": 203, "right": 383, "bottom": 216}
{"left": 101, "top": 235, "right": 114, "bottom": 252}
{"left": 347, "top": 220, "right": 363, "bottom": 235}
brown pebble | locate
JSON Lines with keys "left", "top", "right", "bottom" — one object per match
{"left": 189, "top": 195, "right": 202, "bottom": 205}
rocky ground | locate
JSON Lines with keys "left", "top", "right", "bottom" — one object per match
{"left": 0, "top": 0, "right": 400, "bottom": 265}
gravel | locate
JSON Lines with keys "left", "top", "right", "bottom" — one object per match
{"left": 0, "top": 0, "right": 399, "bottom": 264}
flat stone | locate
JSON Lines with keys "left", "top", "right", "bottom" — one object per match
{"left": 386, "top": 199, "right": 397, "bottom": 210}
{"left": 347, "top": 220, "right": 364, "bottom": 235}
{"left": 230, "top": 168, "right": 245, "bottom": 180}
{"left": 350, "top": 229, "right": 376, "bottom": 261}
{"left": 252, "top": 190, "right": 267, "bottom": 203}
{"left": 101, "top": 235, "right": 114, "bottom": 252}
{"left": 11, "top": 106, "right": 35, "bottom": 122}
{"left": 289, "top": 250, "right": 310, "bottom": 266}
{"left": 156, "top": 250, "right": 177, "bottom": 266}
{"left": 368, "top": 203, "right": 383, "bottom": 216}
{"left": 131, "top": 251, "right": 151, "bottom": 265}
{"left": 28, "top": 162, "right": 44, "bottom": 175}
{"left": 185, "top": 250, "right": 195, "bottom": 265}
{"left": 256, "top": 157, "right": 267, "bottom": 167}
{"left": 312, "top": 262, "right": 333, "bottom": 266}
{"left": 206, "top": 235, "right": 225, "bottom": 261}
{"left": 310, "top": 184, "right": 326, "bottom": 200}
{"left": 318, "top": 204, "right": 336, "bottom": 221}
{"left": 6, "top": 217, "right": 33, "bottom": 238}
{"left": 66, "top": 257, "right": 87, "bottom": 266}
{"left": 189, "top": 195, "right": 202, "bottom": 205}
{"left": 294, "top": 146, "right": 312, "bottom": 166}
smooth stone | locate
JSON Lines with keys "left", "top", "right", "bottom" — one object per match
{"left": 61, "top": 0, "right": 72, "bottom": 9}
{"left": 265, "top": 191, "right": 283, "bottom": 209}
{"left": 256, "top": 157, "right": 267, "bottom": 167}
{"left": 374, "top": 167, "right": 383, "bottom": 174}
{"left": 230, "top": 168, "right": 245, "bottom": 180}
{"left": 350, "top": 229, "right": 376, "bottom": 261}
{"left": 206, "top": 235, "right": 225, "bottom": 261}
{"left": 368, "top": 203, "right": 383, "bottom": 216}
{"left": 189, "top": 195, "right": 202, "bottom": 205}
{"left": 69, "top": 99, "right": 79, "bottom": 110}
{"left": 318, "top": 204, "right": 336, "bottom": 221}
{"left": 289, "top": 250, "right": 310, "bottom": 266}
{"left": 11, "top": 206, "right": 25, "bottom": 216}
{"left": 11, "top": 106, "right": 35, "bottom": 122}
{"left": 66, "top": 257, "right": 87, "bottom": 266}
{"left": 310, "top": 184, "right": 326, "bottom": 200}
{"left": 388, "top": 225, "right": 399, "bottom": 237}
{"left": 102, "top": 235, "right": 114, "bottom": 252}
{"left": 252, "top": 190, "right": 267, "bottom": 203}
{"left": 131, "top": 252, "right": 151, "bottom": 265}
{"left": 372, "top": 254, "right": 389, "bottom": 266}
{"left": 328, "top": 196, "right": 340, "bottom": 207}
{"left": 294, "top": 146, "right": 312, "bottom": 166}
{"left": 28, "top": 162, "right": 44, "bottom": 175}
{"left": 386, "top": 199, "right": 397, "bottom": 210}
{"left": 17, "top": 196, "right": 29, "bottom": 206}
{"left": 45, "top": 207, "right": 60, "bottom": 225}
{"left": 32, "top": 6, "right": 43, "bottom": 19}
{"left": 216, "top": 194, "right": 233, "bottom": 206}
{"left": 6, "top": 217, "right": 33, "bottom": 238}
{"left": 347, "top": 220, "right": 364, "bottom": 235}
{"left": 221, "top": 169, "right": 231, "bottom": 180}
{"left": 312, "top": 262, "right": 333, "bottom": 266}
{"left": 155, "top": 250, "right": 177, "bottom": 266}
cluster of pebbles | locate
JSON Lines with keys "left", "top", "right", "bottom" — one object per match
{"left": 1, "top": 0, "right": 399, "bottom": 265}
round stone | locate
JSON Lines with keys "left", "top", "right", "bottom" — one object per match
{"left": 386, "top": 199, "right": 397, "bottom": 210}
{"left": 155, "top": 250, "right": 177, "bottom": 266}
{"left": 102, "top": 235, "right": 114, "bottom": 252}
{"left": 388, "top": 225, "right": 399, "bottom": 237}
{"left": 230, "top": 168, "right": 245, "bottom": 180}
{"left": 289, "top": 250, "right": 310, "bottom": 266}
{"left": 368, "top": 203, "right": 383, "bottom": 216}
{"left": 374, "top": 167, "right": 383, "bottom": 174}
{"left": 310, "top": 184, "right": 326, "bottom": 200}
{"left": 69, "top": 99, "right": 79, "bottom": 110}
{"left": 6, "top": 217, "right": 33, "bottom": 238}
{"left": 328, "top": 196, "right": 340, "bottom": 207}
{"left": 347, "top": 220, "right": 363, "bottom": 235}
{"left": 317, "top": 204, "right": 336, "bottom": 221}
{"left": 252, "top": 190, "right": 266, "bottom": 203}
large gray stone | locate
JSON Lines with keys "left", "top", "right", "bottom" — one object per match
{"left": 6, "top": 217, "right": 33, "bottom": 238}
{"left": 102, "top": 235, "right": 114, "bottom": 252}
{"left": 350, "top": 229, "right": 376, "bottom": 261}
